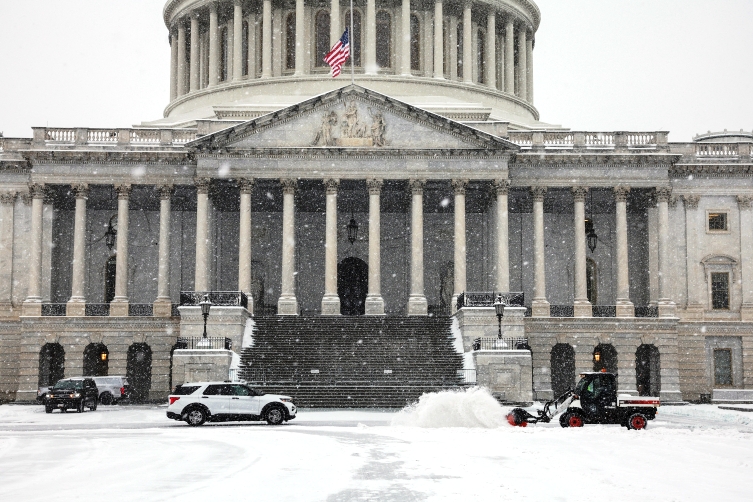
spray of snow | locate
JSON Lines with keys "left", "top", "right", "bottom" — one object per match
{"left": 391, "top": 387, "right": 507, "bottom": 428}
{"left": 242, "top": 317, "right": 255, "bottom": 349}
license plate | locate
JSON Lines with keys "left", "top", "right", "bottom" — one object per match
{"left": 57, "top": 404, "right": 64, "bottom": 408}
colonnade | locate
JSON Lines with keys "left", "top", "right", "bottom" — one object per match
{"left": 7, "top": 180, "right": 676, "bottom": 318}
{"left": 169, "top": 0, "right": 535, "bottom": 102}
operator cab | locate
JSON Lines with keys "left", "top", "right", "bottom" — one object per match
{"left": 574, "top": 372, "right": 618, "bottom": 422}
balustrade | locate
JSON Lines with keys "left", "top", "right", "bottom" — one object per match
{"left": 31, "top": 127, "right": 196, "bottom": 147}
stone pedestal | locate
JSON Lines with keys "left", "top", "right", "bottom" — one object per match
{"left": 741, "top": 305, "right": 753, "bottom": 322}
{"left": 321, "top": 296, "right": 341, "bottom": 316}
{"left": 531, "top": 300, "right": 550, "bottom": 317}
{"left": 21, "top": 302, "right": 42, "bottom": 317}
{"left": 365, "top": 295, "right": 385, "bottom": 315}
{"left": 573, "top": 302, "right": 592, "bottom": 318}
{"left": 109, "top": 302, "right": 129, "bottom": 317}
{"left": 616, "top": 302, "right": 635, "bottom": 318}
{"left": 172, "top": 349, "right": 233, "bottom": 386}
{"left": 65, "top": 301, "right": 85, "bottom": 317}
{"left": 658, "top": 301, "right": 677, "bottom": 318}
{"left": 473, "top": 351, "right": 532, "bottom": 405}
{"left": 152, "top": 300, "right": 173, "bottom": 318}
{"left": 407, "top": 296, "right": 428, "bottom": 316}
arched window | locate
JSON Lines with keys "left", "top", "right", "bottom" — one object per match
{"left": 593, "top": 344, "right": 618, "bottom": 375}
{"left": 586, "top": 258, "right": 597, "bottom": 304}
{"left": 83, "top": 343, "right": 109, "bottom": 377}
{"left": 477, "top": 28, "right": 486, "bottom": 83}
{"left": 550, "top": 343, "right": 575, "bottom": 398}
{"left": 315, "top": 10, "right": 331, "bottom": 67}
{"left": 39, "top": 343, "right": 65, "bottom": 388}
{"left": 376, "top": 11, "right": 391, "bottom": 69}
{"left": 285, "top": 13, "right": 296, "bottom": 70}
{"left": 344, "top": 10, "right": 362, "bottom": 66}
{"left": 220, "top": 26, "right": 229, "bottom": 81}
{"left": 127, "top": 343, "right": 153, "bottom": 402}
{"left": 242, "top": 20, "right": 249, "bottom": 76}
{"left": 456, "top": 22, "right": 463, "bottom": 78}
{"left": 636, "top": 344, "right": 661, "bottom": 396}
{"left": 410, "top": 14, "right": 421, "bottom": 71}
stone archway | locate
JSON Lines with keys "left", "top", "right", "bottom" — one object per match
{"left": 593, "top": 343, "right": 618, "bottom": 374}
{"left": 126, "top": 343, "right": 152, "bottom": 402}
{"left": 338, "top": 257, "right": 368, "bottom": 315}
{"left": 39, "top": 343, "right": 65, "bottom": 387}
{"left": 636, "top": 344, "right": 661, "bottom": 396}
{"left": 83, "top": 343, "right": 109, "bottom": 377}
{"left": 550, "top": 343, "right": 576, "bottom": 398}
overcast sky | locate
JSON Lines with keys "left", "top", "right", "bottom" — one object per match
{"left": 0, "top": 0, "right": 751, "bottom": 141}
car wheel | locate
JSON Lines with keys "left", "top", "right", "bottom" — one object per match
{"left": 61, "top": 407, "right": 67, "bottom": 413}
{"left": 561, "top": 412, "right": 584, "bottom": 428}
{"left": 45, "top": 405, "right": 52, "bottom": 414}
{"left": 100, "top": 392, "right": 113, "bottom": 405}
{"left": 77, "top": 399, "right": 85, "bottom": 413}
{"left": 627, "top": 413, "right": 647, "bottom": 430}
{"left": 265, "top": 406, "right": 285, "bottom": 425}
{"left": 185, "top": 407, "right": 207, "bottom": 427}
{"left": 90, "top": 398, "right": 97, "bottom": 411}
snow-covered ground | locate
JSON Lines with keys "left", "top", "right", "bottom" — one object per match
{"left": 1, "top": 394, "right": 752, "bottom": 501}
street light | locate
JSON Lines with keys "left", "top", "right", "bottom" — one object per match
{"left": 200, "top": 294, "right": 212, "bottom": 339}
{"left": 494, "top": 294, "right": 506, "bottom": 339}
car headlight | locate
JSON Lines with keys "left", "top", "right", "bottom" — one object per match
{"left": 279, "top": 398, "right": 293, "bottom": 403}
{"left": 71, "top": 393, "right": 80, "bottom": 398}
{"left": 48, "top": 394, "right": 55, "bottom": 399}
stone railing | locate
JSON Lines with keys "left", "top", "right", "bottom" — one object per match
{"left": 668, "top": 142, "right": 753, "bottom": 161}
{"left": 31, "top": 127, "right": 197, "bottom": 148}
{"left": 457, "top": 292, "right": 525, "bottom": 309}
{"left": 179, "top": 291, "right": 249, "bottom": 309}
{"left": 508, "top": 130, "right": 669, "bottom": 152}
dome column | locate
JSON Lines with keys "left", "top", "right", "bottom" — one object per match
{"left": 330, "top": 0, "right": 341, "bottom": 46}
{"left": 177, "top": 22, "right": 187, "bottom": 96}
{"left": 526, "top": 31, "right": 534, "bottom": 103}
{"left": 233, "top": 0, "right": 244, "bottom": 81}
{"left": 517, "top": 24, "right": 527, "bottom": 99}
{"left": 169, "top": 32, "right": 178, "bottom": 101}
{"left": 209, "top": 2, "right": 219, "bottom": 86}
{"left": 400, "top": 0, "right": 411, "bottom": 76}
{"left": 433, "top": 0, "right": 444, "bottom": 79}
{"left": 494, "top": 180, "right": 510, "bottom": 292}
{"left": 485, "top": 11, "right": 496, "bottom": 89}
{"left": 504, "top": 17, "right": 514, "bottom": 93}
{"left": 190, "top": 13, "right": 200, "bottom": 92}
{"left": 295, "top": 0, "right": 305, "bottom": 76}
{"left": 365, "top": 0, "right": 377, "bottom": 73}
{"left": 262, "top": 0, "right": 272, "bottom": 78}
{"left": 462, "top": 3, "right": 472, "bottom": 83}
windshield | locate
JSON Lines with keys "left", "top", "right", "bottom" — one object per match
{"left": 575, "top": 376, "right": 591, "bottom": 396}
{"left": 53, "top": 380, "right": 83, "bottom": 390}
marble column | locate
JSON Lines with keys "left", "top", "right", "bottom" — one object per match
{"left": 321, "top": 179, "right": 341, "bottom": 315}
{"left": 526, "top": 33, "right": 533, "bottom": 103}
{"left": 233, "top": 0, "right": 244, "bottom": 81}
{"left": 22, "top": 184, "right": 45, "bottom": 316}
{"left": 190, "top": 13, "right": 200, "bottom": 91}
{"left": 400, "top": 0, "right": 411, "bottom": 76}
{"left": 504, "top": 18, "right": 514, "bottom": 93}
{"left": 170, "top": 32, "right": 178, "bottom": 101}
{"left": 365, "top": 0, "right": 376, "bottom": 73}
{"left": 0, "top": 192, "right": 16, "bottom": 316}
{"left": 209, "top": 2, "right": 220, "bottom": 86}
{"left": 407, "top": 179, "right": 428, "bottom": 315}
{"left": 194, "top": 178, "right": 211, "bottom": 292}
{"left": 294, "top": 0, "right": 305, "bottom": 75}
{"left": 531, "top": 186, "right": 550, "bottom": 317}
{"left": 177, "top": 23, "right": 187, "bottom": 96}
{"left": 517, "top": 25, "right": 527, "bottom": 99}
{"left": 738, "top": 196, "right": 753, "bottom": 320}
{"left": 656, "top": 187, "right": 676, "bottom": 317}
{"left": 110, "top": 184, "right": 131, "bottom": 317}
{"left": 572, "top": 187, "right": 592, "bottom": 317}
{"left": 494, "top": 180, "right": 510, "bottom": 292}
{"left": 66, "top": 184, "right": 89, "bottom": 317}
{"left": 614, "top": 186, "right": 634, "bottom": 317}
{"left": 262, "top": 0, "right": 272, "bottom": 78}
{"left": 433, "top": 0, "right": 444, "bottom": 79}
{"left": 153, "top": 185, "right": 174, "bottom": 317}
{"left": 238, "top": 179, "right": 254, "bottom": 311}
{"left": 278, "top": 179, "right": 298, "bottom": 315}
{"left": 485, "top": 12, "right": 496, "bottom": 89}
{"left": 365, "top": 179, "right": 385, "bottom": 315}
{"left": 330, "top": 0, "right": 341, "bottom": 46}
{"left": 683, "top": 194, "right": 703, "bottom": 318}
{"left": 452, "top": 180, "right": 468, "bottom": 312}
{"left": 462, "top": 3, "right": 472, "bottom": 83}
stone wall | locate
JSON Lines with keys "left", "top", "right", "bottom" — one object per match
{"left": 171, "top": 349, "right": 233, "bottom": 386}
{"left": 473, "top": 350, "right": 532, "bottom": 404}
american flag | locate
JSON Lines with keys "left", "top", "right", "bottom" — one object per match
{"left": 324, "top": 29, "right": 350, "bottom": 78}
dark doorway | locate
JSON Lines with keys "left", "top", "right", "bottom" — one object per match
{"left": 127, "top": 343, "right": 153, "bottom": 402}
{"left": 550, "top": 343, "right": 575, "bottom": 398}
{"left": 83, "top": 343, "right": 109, "bottom": 377}
{"left": 593, "top": 343, "right": 618, "bottom": 374}
{"left": 38, "top": 343, "right": 65, "bottom": 387}
{"left": 105, "top": 255, "right": 116, "bottom": 303}
{"left": 338, "top": 257, "right": 368, "bottom": 315}
{"left": 636, "top": 344, "right": 661, "bottom": 396}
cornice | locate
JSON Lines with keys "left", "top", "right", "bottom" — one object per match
{"left": 21, "top": 149, "right": 194, "bottom": 165}
{"left": 671, "top": 163, "right": 753, "bottom": 178}
{"left": 197, "top": 148, "right": 513, "bottom": 160}
{"left": 513, "top": 152, "right": 680, "bottom": 168}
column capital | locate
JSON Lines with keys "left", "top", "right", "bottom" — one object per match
{"left": 737, "top": 195, "right": 753, "bottom": 210}
{"left": 682, "top": 194, "right": 700, "bottom": 209}
{"left": 613, "top": 185, "right": 630, "bottom": 202}
{"left": 157, "top": 184, "right": 175, "bottom": 200}
{"left": 0, "top": 192, "right": 17, "bottom": 205}
{"left": 238, "top": 178, "right": 255, "bottom": 194}
{"left": 493, "top": 179, "right": 510, "bottom": 195}
{"left": 72, "top": 183, "right": 90, "bottom": 199}
{"left": 452, "top": 179, "right": 469, "bottom": 195}
{"left": 530, "top": 186, "right": 547, "bottom": 201}
{"left": 28, "top": 183, "right": 46, "bottom": 200}
{"left": 280, "top": 178, "right": 297, "bottom": 194}
{"left": 194, "top": 177, "right": 212, "bottom": 194}
{"left": 234, "top": 0, "right": 243, "bottom": 5}
{"left": 409, "top": 178, "right": 426, "bottom": 195}
{"left": 324, "top": 178, "right": 340, "bottom": 195}
{"left": 115, "top": 184, "right": 132, "bottom": 200}
{"left": 367, "top": 178, "right": 383, "bottom": 195}
{"left": 209, "top": 0, "right": 218, "bottom": 13}
{"left": 572, "top": 186, "right": 589, "bottom": 201}
{"left": 655, "top": 187, "right": 672, "bottom": 203}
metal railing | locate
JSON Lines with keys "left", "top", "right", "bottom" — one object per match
{"left": 473, "top": 337, "right": 530, "bottom": 351}
{"left": 175, "top": 337, "right": 233, "bottom": 350}
{"left": 180, "top": 291, "right": 248, "bottom": 309}
{"left": 592, "top": 305, "right": 617, "bottom": 317}
{"left": 128, "top": 304, "right": 153, "bottom": 317}
{"left": 550, "top": 305, "right": 574, "bottom": 317}
{"left": 41, "top": 304, "right": 66, "bottom": 316}
{"left": 85, "top": 304, "right": 110, "bottom": 316}
{"left": 457, "top": 292, "right": 524, "bottom": 309}
{"left": 635, "top": 306, "right": 659, "bottom": 318}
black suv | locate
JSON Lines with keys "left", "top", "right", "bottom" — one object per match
{"left": 45, "top": 378, "right": 99, "bottom": 413}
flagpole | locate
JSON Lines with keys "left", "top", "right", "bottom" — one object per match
{"left": 349, "top": 0, "right": 354, "bottom": 85}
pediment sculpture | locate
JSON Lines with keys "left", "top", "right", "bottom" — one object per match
{"left": 312, "top": 101, "right": 386, "bottom": 147}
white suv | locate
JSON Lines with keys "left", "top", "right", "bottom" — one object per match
{"left": 166, "top": 382, "right": 297, "bottom": 426}
{"left": 90, "top": 376, "right": 130, "bottom": 405}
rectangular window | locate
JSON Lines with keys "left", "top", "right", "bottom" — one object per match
{"left": 711, "top": 272, "right": 730, "bottom": 309}
{"left": 708, "top": 212, "right": 728, "bottom": 231}
{"left": 713, "top": 349, "right": 733, "bottom": 386}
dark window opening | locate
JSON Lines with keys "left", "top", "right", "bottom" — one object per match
{"left": 39, "top": 343, "right": 65, "bottom": 388}
{"left": 711, "top": 272, "right": 730, "bottom": 310}
{"left": 376, "top": 11, "right": 391, "bottom": 69}
{"left": 456, "top": 23, "right": 463, "bottom": 78}
{"left": 708, "top": 212, "right": 728, "bottom": 231}
{"left": 242, "top": 20, "right": 249, "bottom": 76}
{"left": 550, "top": 343, "right": 575, "bottom": 398}
{"left": 285, "top": 13, "right": 296, "bottom": 70}
{"left": 410, "top": 14, "right": 420, "bottom": 71}
{"left": 220, "top": 26, "right": 228, "bottom": 81}
{"left": 636, "top": 344, "right": 661, "bottom": 396}
{"left": 593, "top": 343, "right": 618, "bottom": 375}
{"left": 586, "top": 258, "right": 597, "bottom": 304}
{"left": 83, "top": 343, "right": 109, "bottom": 377}
{"left": 127, "top": 343, "right": 152, "bottom": 402}
{"left": 713, "top": 348, "right": 733, "bottom": 386}
{"left": 315, "top": 10, "right": 331, "bottom": 67}
{"left": 477, "top": 29, "right": 485, "bottom": 83}
{"left": 344, "top": 10, "right": 362, "bottom": 66}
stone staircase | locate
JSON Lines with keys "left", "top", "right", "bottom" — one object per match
{"left": 239, "top": 316, "right": 466, "bottom": 408}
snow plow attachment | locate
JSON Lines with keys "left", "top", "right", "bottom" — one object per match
{"left": 506, "top": 390, "right": 576, "bottom": 427}
{"left": 506, "top": 408, "right": 536, "bottom": 427}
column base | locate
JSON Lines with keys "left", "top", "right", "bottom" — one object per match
{"left": 658, "top": 301, "right": 677, "bottom": 318}
{"left": 277, "top": 296, "right": 299, "bottom": 316}
{"left": 684, "top": 303, "right": 705, "bottom": 320}
{"left": 615, "top": 301, "right": 635, "bottom": 318}
{"left": 365, "top": 295, "right": 385, "bottom": 315}
{"left": 21, "top": 300, "right": 42, "bottom": 317}
{"left": 152, "top": 299, "right": 173, "bottom": 317}
{"left": 321, "top": 295, "right": 341, "bottom": 316}
{"left": 531, "top": 300, "right": 550, "bottom": 318}
{"left": 573, "top": 301, "right": 592, "bottom": 318}
{"left": 407, "top": 295, "right": 428, "bottom": 316}
{"left": 740, "top": 304, "right": 753, "bottom": 321}
{"left": 109, "top": 300, "right": 129, "bottom": 317}
{"left": 66, "top": 300, "right": 86, "bottom": 317}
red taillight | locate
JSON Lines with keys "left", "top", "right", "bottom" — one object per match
{"left": 120, "top": 387, "right": 125, "bottom": 396}
{"left": 169, "top": 396, "right": 180, "bottom": 405}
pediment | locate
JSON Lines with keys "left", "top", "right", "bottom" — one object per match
{"left": 188, "top": 85, "right": 518, "bottom": 152}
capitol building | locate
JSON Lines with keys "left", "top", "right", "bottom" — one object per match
{"left": 0, "top": 0, "right": 751, "bottom": 406}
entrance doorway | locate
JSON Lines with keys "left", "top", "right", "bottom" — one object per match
{"left": 636, "top": 344, "right": 661, "bottom": 396}
{"left": 39, "top": 343, "right": 65, "bottom": 387}
{"left": 550, "top": 343, "right": 575, "bottom": 398}
{"left": 127, "top": 343, "right": 152, "bottom": 402}
{"left": 83, "top": 343, "right": 109, "bottom": 377}
{"left": 338, "top": 257, "right": 368, "bottom": 315}
{"left": 593, "top": 343, "right": 618, "bottom": 374}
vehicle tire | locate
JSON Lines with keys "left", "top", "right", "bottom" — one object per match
{"left": 45, "top": 405, "right": 52, "bottom": 414}
{"left": 90, "top": 399, "right": 97, "bottom": 411}
{"left": 77, "top": 399, "right": 85, "bottom": 413}
{"left": 264, "top": 405, "right": 285, "bottom": 425}
{"left": 627, "top": 413, "right": 647, "bottom": 430}
{"left": 185, "top": 407, "right": 207, "bottom": 427}
{"left": 561, "top": 412, "right": 584, "bottom": 428}
{"left": 61, "top": 407, "right": 67, "bottom": 413}
{"left": 100, "top": 392, "right": 113, "bottom": 405}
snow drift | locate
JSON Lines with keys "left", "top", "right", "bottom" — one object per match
{"left": 391, "top": 387, "right": 507, "bottom": 428}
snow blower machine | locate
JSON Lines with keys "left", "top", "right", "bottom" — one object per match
{"left": 507, "top": 371, "right": 660, "bottom": 430}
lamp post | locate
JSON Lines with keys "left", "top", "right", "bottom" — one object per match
{"left": 494, "top": 294, "right": 506, "bottom": 339}
{"left": 200, "top": 294, "right": 212, "bottom": 338}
